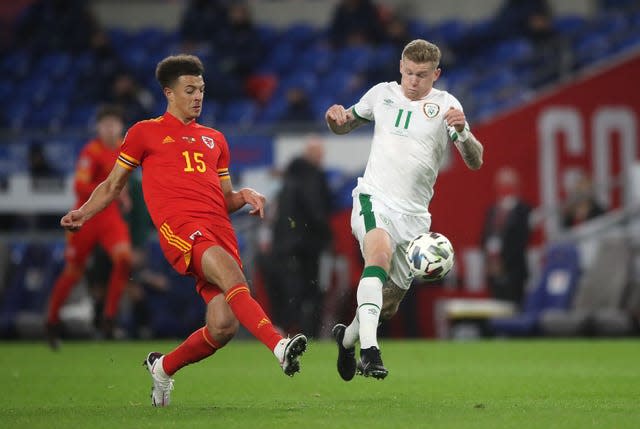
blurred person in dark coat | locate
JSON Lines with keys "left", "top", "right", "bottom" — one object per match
{"left": 562, "top": 169, "right": 605, "bottom": 229}
{"left": 480, "top": 166, "right": 531, "bottom": 308}
{"left": 267, "top": 137, "right": 333, "bottom": 337}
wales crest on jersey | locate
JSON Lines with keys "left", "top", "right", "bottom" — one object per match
{"left": 202, "top": 136, "right": 215, "bottom": 149}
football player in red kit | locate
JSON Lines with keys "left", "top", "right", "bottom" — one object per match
{"left": 59, "top": 54, "right": 306, "bottom": 407}
{"left": 46, "top": 105, "right": 132, "bottom": 349}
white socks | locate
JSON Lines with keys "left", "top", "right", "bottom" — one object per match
{"left": 273, "top": 338, "right": 287, "bottom": 363}
{"left": 355, "top": 276, "right": 383, "bottom": 349}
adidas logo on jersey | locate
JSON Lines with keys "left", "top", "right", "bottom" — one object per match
{"left": 162, "top": 136, "right": 175, "bottom": 144}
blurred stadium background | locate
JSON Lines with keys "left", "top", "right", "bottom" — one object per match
{"left": 1, "top": 0, "right": 639, "bottom": 342}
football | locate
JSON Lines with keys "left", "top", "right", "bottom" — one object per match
{"left": 405, "top": 232, "right": 455, "bottom": 282}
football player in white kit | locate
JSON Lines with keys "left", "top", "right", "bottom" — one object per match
{"left": 325, "top": 39, "right": 484, "bottom": 380}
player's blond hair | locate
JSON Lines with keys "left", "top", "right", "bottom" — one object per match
{"left": 401, "top": 39, "right": 441, "bottom": 67}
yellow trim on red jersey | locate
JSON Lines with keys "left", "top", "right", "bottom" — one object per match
{"left": 159, "top": 223, "right": 192, "bottom": 253}
{"left": 117, "top": 152, "right": 140, "bottom": 170}
{"left": 217, "top": 167, "right": 230, "bottom": 180}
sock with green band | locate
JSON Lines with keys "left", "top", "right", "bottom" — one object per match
{"left": 357, "top": 265, "right": 387, "bottom": 349}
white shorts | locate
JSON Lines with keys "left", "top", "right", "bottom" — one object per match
{"left": 351, "top": 190, "right": 431, "bottom": 290}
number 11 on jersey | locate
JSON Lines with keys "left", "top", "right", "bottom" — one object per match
{"left": 394, "top": 109, "right": 412, "bottom": 129}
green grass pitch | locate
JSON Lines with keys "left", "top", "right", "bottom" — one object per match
{"left": 1, "top": 339, "right": 638, "bottom": 428}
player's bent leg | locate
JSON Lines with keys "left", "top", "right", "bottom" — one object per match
{"left": 380, "top": 280, "right": 408, "bottom": 321}
{"left": 199, "top": 245, "right": 307, "bottom": 375}
{"left": 46, "top": 263, "right": 84, "bottom": 351}
{"left": 205, "top": 292, "right": 239, "bottom": 346}
{"left": 103, "top": 243, "right": 132, "bottom": 338}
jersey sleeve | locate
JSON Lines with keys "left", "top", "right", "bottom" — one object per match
{"left": 352, "top": 83, "right": 385, "bottom": 122}
{"left": 216, "top": 132, "right": 231, "bottom": 181}
{"left": 118, "top": 122, "right": 146, "bottom": 170}
{"left": 447, "top": 93, "right": 465, "bottom": 115}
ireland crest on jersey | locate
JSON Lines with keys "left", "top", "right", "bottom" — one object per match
{"left": 423, "top": 103, "right": 439, "bottom": 118}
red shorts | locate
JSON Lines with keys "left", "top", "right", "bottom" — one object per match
{"left": 65, "top": 211, "right": 131, "bottom": 266}
{"left": 156, "top": 218, "right": 242, "bottom": 303}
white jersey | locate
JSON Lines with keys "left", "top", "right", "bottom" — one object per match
{"left": 353, "top": 82, "right": 463, "bottom": 215}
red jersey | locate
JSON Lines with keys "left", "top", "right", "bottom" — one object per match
{"left": 74, "top": 138, "right": 121, "bottom": 216}
{"left": 117, "top": 112, "right": 233, "bottom": 231}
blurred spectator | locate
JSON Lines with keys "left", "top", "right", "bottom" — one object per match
{"left": 109, "top": 72, "right": 155, "bottom": 125}
{"left": 452, "top": 0, "right": 558, "bottom": 77}
{"left": 15, "top": 0, "right": 98, "bottom": 53}
{"left": 124, "top": 170, "right": 169, "bottom": 339}
{"left": 266, "top": 137, "right": 333, "bottom": 337}
{"left": 379, "top": 8, "right": 412, "bottom": 49}
{"left": 328, "top": 0, "right": 385, "bottom": 48}
{"left": 179, "top": 0, "right": 228, "bottom": 51}
{"left": 28, "top": 142, "right": 56, "bottom": 180}
{"left": 201, "top": 3, "right": 263, "bottom": 101}
{"left": 562, "top": 169, "right": 606, "bottom": 228}
{"left": 480, "top": 166, "right": 531, "bottom": 308}
{"left": 280, "top": 87, "right": 315, "bottom": 124}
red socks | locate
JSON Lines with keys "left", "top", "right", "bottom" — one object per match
{"left": 225, "top": 284, "right": 282, "bottom": 351}
{"left": 47, "top": 269, "right": 82, "bottom": 324}
{"left": 163, "top": 327, "right": 220, "bottom": 376}
{"left": 103, "top": 256, "right": 131, "bottom": 320}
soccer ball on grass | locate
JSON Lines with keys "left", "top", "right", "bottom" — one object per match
{"left": 405, "top": 232, "right": 454, "bottom": 282}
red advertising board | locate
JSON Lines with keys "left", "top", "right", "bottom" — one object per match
{"left": 429, "top": 52, "right": 640, "bottom": 275}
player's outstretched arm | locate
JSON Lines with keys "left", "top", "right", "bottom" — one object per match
{"left": 60, "top": 164, "right": 131, "bottom": 231}
{"left": 220, "top": 178, "right": 266, "bottom": 218}
{"left": 325, "top": 104, "right": 367, "bottom": 135}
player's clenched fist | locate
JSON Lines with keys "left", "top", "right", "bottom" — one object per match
{"left": 60, "top": 209, "right": 86, "bottom": 231}
{"left": 325, "top": 104, "right": 354, "bottom": 126}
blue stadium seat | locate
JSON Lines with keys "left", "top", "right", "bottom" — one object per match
{"left": 280, "top": 23, "right": 318, "bottom": 48}
{"left": 0, "top": 49, "right": 32, "bottom": 80}
{"left": 219, "top": 99, "right": 259, "bottom": 127}
{"left": 335, "top": 46, "right": 373, "bottom": 72}
{"left": 260, "top": 44, "right": 296, "bottom": 74}
{"left": 488, "top": 38, "right": 534, "bottom": 65}
{"left": 0, "top": 240, "right": 65, "bottom": 337}
{"left": 407, "top": 19, "right": 431, "bottom": 39}
{"left": 255, "top": 96, "right": 288, "bottom": 125}
{"left": 553, "top": 15, "right": 587, "bottom": 37}
{"left": 142, "top": 240, "right": 205, "bottom": 338}
{"left": 490, "top": 243, "right": 581, "bottom": 337}
{"left": 66, "top": 104, "right": 98, "bottom": 130}
{"left": 431, "top": 19, "right": 467, "bottom": 44}
{"left": 573, "top": 33, "right": 611, "bottom": 67}
{"left": 34, "top": 52, "right": 72, "bottom": 81}
{"left": 299, "top": 45, "right": 334, "bottom": 75}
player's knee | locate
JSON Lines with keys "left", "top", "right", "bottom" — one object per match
{"left": 112, "top": 247, "right": 133, "bottom": 271}
{"left": 207, "top": 317, "right": 239, "bottom": 346}
{"left": 63, "top": 262, "right": 84, "bottom": 279}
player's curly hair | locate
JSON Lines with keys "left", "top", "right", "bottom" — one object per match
{"left": 155, "top": 54, "right": 204, "bottom": 89}
{"left": 401, "top": 39, "right": 441, "bottom": 67}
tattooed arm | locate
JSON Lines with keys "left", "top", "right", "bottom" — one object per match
{"left": 325, "top": 104, "right": 369, "bottom": 135}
